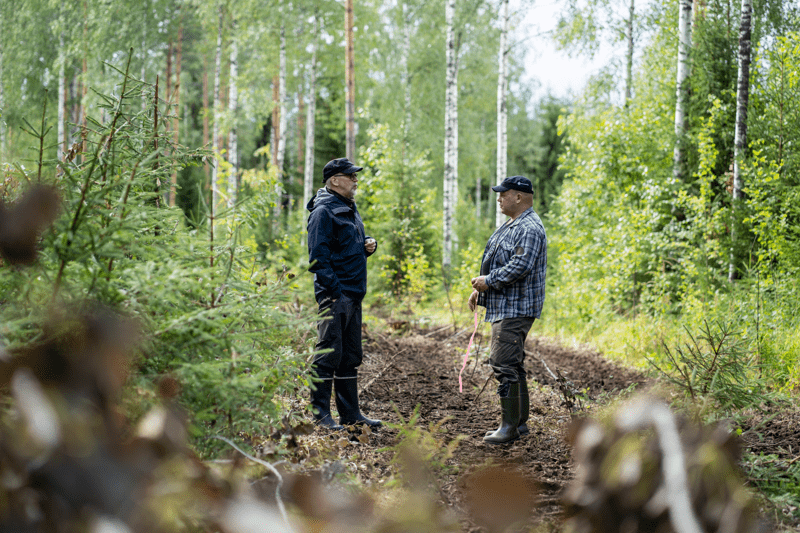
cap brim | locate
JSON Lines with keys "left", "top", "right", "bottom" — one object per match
{"left": 491, "top": 185, "right": 509, "bottom": 192}
{"left": 345, "top": 164, "right": 364, "bottom": 174}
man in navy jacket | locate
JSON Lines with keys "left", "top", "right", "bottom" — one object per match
{"left": 306, "top": 158, "right": 381, "bottom": 430}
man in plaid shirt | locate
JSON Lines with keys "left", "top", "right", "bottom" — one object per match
{"left": 468, "top": 175, "right": 547, "bottom": 444}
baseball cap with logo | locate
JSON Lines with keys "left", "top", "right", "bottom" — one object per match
{"left": 491, "top": 175, "right": 533, "bottom": 194}
{"left": 322, "top": 158, "right": 363, "bottom": 182}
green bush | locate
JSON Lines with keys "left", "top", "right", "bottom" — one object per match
{"left": 0, "top": 58, "right": 313, "bottom": 457}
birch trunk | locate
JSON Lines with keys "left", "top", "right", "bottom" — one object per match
{"left": 277, "top": 23, "right": 287, "bottom": 178}
{"left": 303, "top": 14, "right": 318, "bottom": 211}
{"left": 202, "top": 59, "right": 210, "bottom": 182}
{"left": 170, "top": 21, "right": 183, "bottom": 206}
{"left": 402, "top": 2, "right": 412, "bottom": 152}
{"left": 345, "top": 0, "right": 356, "bottom": 162}
{"left": 272, "top": 76, "right": 279, "bottom": 166}
{"left": 728, "top": 0, "right": 752, "bottom": 282}
{"left": 495, "top": 0, "right": 509, "bottom": 228}
{"left": 443, "top": 0, "right": 458, "bottom": 269}
{"left": 297, "top": 94, "right": 305, "bottom": 179}
{"left": 81, "top": 0, "right": 88, "bottom": 160}
{"left": 625, "top": 0, "right": 635, "bottom": 105}
{"left": 211, "top": 5, "right": 223, "bottom": 216}
{"left": 57, "top": 29, "right": 66, "bottom": 159}
{"left": 0, "top": 45, "right": 5, "bottom": 162}
{"left": 0, "top": 11, "right": 3, "bottom": 162}
{"left": 228, "top": 24, "right": 239, "bottom": 208}
{"left": 672, "top": 0, "right": 693, "bottom": 184}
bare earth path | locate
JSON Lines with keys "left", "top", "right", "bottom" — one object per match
{"left": 352, "top": 324, "right": 647, "bottom": 531}
{"left": 279, "top": 323, "right": 800, "bottom": 531}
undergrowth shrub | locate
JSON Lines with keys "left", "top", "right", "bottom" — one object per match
{"left": 0, "top": 56, "right": 312, "bottom": 457}
{"left": 742, "top": 453, "right": 800, "bottom": 524}
{"left": 647, "top": 320, "right": 772, "bottom": 412}
{"left": 379, "top": 404, "right": 464, "bottom": 483}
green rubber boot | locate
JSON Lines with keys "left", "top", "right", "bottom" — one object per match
{"left": 485, "top": 379, "right": 530, "bottom": 437}
{"left": 483, "top": 382, "right": 521, "bottom": 445}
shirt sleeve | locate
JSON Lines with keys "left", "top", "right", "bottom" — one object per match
{"left": 484, "top": 223, "right": 544, "bottom": 289}
{"left": 307, "top": 208, "right": 342, "bottom": 299}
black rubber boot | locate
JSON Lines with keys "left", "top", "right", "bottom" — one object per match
{"left": 310, "top": 378, "right": 343, "bottom": 430}
{"left": 518, "top": 379, "right": 530, "bottom": 436}
{"left": 485, "top": 379, "right": 530, "bottom": 436}
{"left": 483, "top": 382, "right": 521, "bottom": 444}
{"left": 335, "top": 377, "right": 382, "bottom": 428}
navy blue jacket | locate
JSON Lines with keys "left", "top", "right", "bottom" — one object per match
{"left": 306, "top": 187, "right": 375, "bottom": 303}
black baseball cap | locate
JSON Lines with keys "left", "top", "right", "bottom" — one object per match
{"left": 323, "top": 158, "right": 363, "bottom": 182}
{"left": 492, "top": 175, "right": 533, "bottom": 194}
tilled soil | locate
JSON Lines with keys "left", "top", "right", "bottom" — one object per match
{"left": 283, "top": 323, "right": 800, "bottom": 532}
{"left": 352, "top": 325, "right": 648, "bottom": 531}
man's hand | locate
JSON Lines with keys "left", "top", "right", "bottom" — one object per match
{"left": 468, "top": 290, "right": 479, "bottom": 312}
{"left": 471, "top": 276, "right": 489, "bottom": 292}
{"left": 365, "top": 238, "right": 377, "bottom": 254}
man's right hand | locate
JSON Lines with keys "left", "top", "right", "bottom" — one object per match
{"left": 468, "top": 290, "right": 478, "bottom": 312}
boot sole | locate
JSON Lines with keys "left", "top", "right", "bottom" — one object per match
{"left": 485, "top": 426, "right": 529, "bottom": 437}
{"left": 483, "top": 434, "right": 520, "bottom": 445}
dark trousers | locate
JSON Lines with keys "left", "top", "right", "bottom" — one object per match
{"left": 312, "top": 295, "right": 363, "bottom": 380}
{"left": 489, "top": 317, "right": 535, "bottom": 387}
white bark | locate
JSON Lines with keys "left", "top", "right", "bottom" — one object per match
{"left": 672, "top": 0, "right": 693, "bottom": 183}
{"left": 476, "top": 174, "right": 481, "bottom": 219}
{"left": 495, "top": 0, "right": 509, "bottom": 228}
{"left": 303, "top": 14, "right": 318, "bottom": 211}
{"left": 57, "top": 29, "right": 66, "bottom": 159}
{"left": 443, "top": 0, "right": 458, "bottom": 269}
{"left": 277, "top": 23, "right": 287, "bottom": 178}
{"left": 345, "top": 0, "right": 356, "bottom": 161}
{"left": 228, "top": 25, "right": 239, "bottom": 208}
{"left": 729, "top": 0, "right": 752, "bottom": 282}
{"left": 0, "top": 39, "right": 6, "bottom": 161}
{"left": 211, "top": 5, "right": 223, "bottom": 215}
{"left": 625, "top": 0, "right": 635, "bottom": 104}
{"left": 402, "top": 2, "right": 412, "bottom": 149}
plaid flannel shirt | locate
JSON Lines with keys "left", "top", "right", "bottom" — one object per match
{"left": 476, "top": 208, "right": 547, "bottom": 322}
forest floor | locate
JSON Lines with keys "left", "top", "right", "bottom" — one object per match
{"left": 264, "top": 322, "right": 800, "bottom": 532}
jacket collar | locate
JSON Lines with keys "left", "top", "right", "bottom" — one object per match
{"left": 327, "top": 187, "right": 356, "bottom": 208}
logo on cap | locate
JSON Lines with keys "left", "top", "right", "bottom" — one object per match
{"left": 491, "top": 175, "right": 533, "bottom": 194}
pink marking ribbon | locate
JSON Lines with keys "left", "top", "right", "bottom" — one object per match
{"left": 458, "top": 309, "right": 480, "bottom": 392}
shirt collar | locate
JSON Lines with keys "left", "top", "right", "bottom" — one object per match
{"left": 507, "top": 207, "right": 533, "bottom": 228}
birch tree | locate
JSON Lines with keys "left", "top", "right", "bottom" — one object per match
{"left": 625, "top": 0, "right": 636, "bottom": 107}
{"left": 0, "top": 17, "right": 6, "bottom": 162}
{"left": 303, "top": 13, "right": 318, "bottom": 211}
{"left": 442, "top": 0, "right": 459, "bottom": 270}
{"left": 57, "top": 25, "right": 67, "bottom": 159}
{"left": 345, "top": 0, "right": 356, "bottom": 162}
{"left": 554, "top": 0, "right": 642, "bottom": 103}
{"left": 728, "top": 0, "right": 752, "bottom": 282}
{"left": 277, "top": 22, "right": 287, "bottom": 178}
{"left": 227, "top": 21, "right": 239, "bottom": 208}
{"left": 672, "top": 0, "right": 693, "bottom": 184}
{"left": 211, "top": 5, "right": 223, "bottom": 215}
{"left": 495, "top": 0, "right": 509, "bottom": 228}
{"left": 401, "top": 1, "right": 413, "bottom": 150}
{"left": 170, "top": 20, "right": 183, "bottom": 207}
